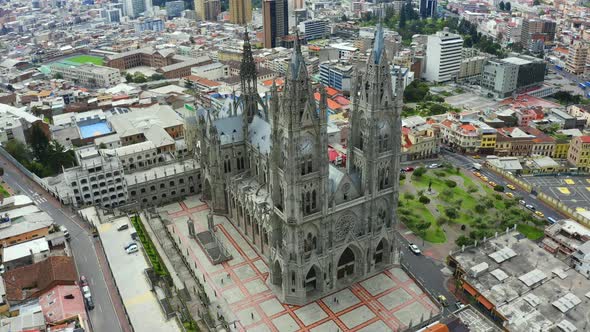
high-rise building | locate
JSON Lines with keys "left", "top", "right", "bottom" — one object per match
{"left": 166, "top": 0, "right": 185, "bottom": 18}
{"left": 194, "top": 0, "right": 220, "bottom": 21}
{"left": 419, "top": 0, "right": 437, "bottom": 18}
{"left": 481, "top": 54, "right": 546, "bottom": 97}
{"left": 423, "top": 28, "right": 463, "bottom": 83}
{"left": 566, "top": 41, "right": 589, "bottom": 75}
{"left": 123, "top": 0, "right": 146, "bottom": 18}
{"left": 293, "top": 0, "right": 304, "bottom": 10}
{"left": 521, "top": 19, "right": 556, "bottom": 49}
{"left": 191, "top": 24, "right": 401, "bottom": 305}
{"left": 263, "top": 0, "right": 288, "bottom": 48}
{"left": 229, "top": 0, "right": 251, "bottom": 24}
{"left": 298, "top": 19, "right": 329, "bottom": 41}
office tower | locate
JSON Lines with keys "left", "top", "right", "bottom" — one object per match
{"left": 293, "top": 0, "right": 304, "bottom": 10}
{"left": 521, "top": 18, "right": 556, "bottom": 49}
{"left": 263, "top": 0, "right": 288, "bottom": 48}
{"left": 124, "top": 0, "right": 146, "bottom": 18}
{"left": 419, "top": 0, "right": 437, "bottom": 18}
{"left": 195, "top": 0, "right": 220, "bottom": 21}
{"left": 229, "top": 0, "right": 251, "bottom": 24}
{"left": 423, "top": 28, "right": 463, "bottom": 83}
{"left": 566, "top": 41, "right": 589, "bottom": 75}
{"left": 166, "top": 0, "right": 185, "bottom": 18}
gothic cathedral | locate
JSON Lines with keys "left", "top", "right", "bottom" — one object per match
{"left": 192, "top": 25, "right": 402, "bottom": 305}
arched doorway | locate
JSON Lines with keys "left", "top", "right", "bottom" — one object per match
{"left": 374, "top": 238, "right": 390, "bottom": 268}
{"left": 271, "top": 261, "right": 282, "bottom": 287}
{"left": 304, "top": 265, "right": 322, "bottom": 295}
{"left": 375, "top": 240, "right": 385, "bottom": 264}
{"left": 337, "top": 247, "right": 356, "bottom": 280}
{"left": 203, "top": 179, "right": 211, "bottom": 201}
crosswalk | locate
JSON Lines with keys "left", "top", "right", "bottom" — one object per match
{"left": 30, "top": 193, "right": 48, "bottom": 205}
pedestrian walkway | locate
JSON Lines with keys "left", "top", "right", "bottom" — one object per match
{"left": 159, "top": 196, "right": 441, "bottom": 332}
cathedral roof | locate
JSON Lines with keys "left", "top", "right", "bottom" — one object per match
{"left": 213, "top": 116, "right": 244, "bottom": 144}
{"left": 248, "top": 115, "right": 271, "bottom": 154}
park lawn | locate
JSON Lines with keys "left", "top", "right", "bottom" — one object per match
{"left": 67, "top": 55, "right": 104, "bottom": 66}
{"left": 413, "top": 173, "right": 478, "bottom": 210}
{"left": 517, "top": 224, "right": 544, "bottom": 240}
{"left": 0, "top": 184, "right": 9, "bottom": 198}
{"left": 404, "top": 199, "right": 446, "bottom": 243}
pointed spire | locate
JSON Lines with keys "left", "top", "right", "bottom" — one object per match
{"left": 240, "top": 26, "right": 256, "bottom": 82}
{"left": 289, "top": 29, "right": 305, "bottom": 80}
{"left": 373, "top": 23, "right": 385, "bottom": 64}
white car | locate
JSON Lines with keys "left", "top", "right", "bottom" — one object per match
{"left": 126, "top": 244, "right": 138, "bottom": 254}
{"left": 427, "top": 163, "right": 440, "bottom": 169}
{"left": 408, "top": 243, "right": 421, "bottom": 255}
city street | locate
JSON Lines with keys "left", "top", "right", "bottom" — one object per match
{"left": 0, "top": 155, "right": 127, "bottom": 332}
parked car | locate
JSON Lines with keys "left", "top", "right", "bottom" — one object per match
{"left": 473, "top": 155, "right": 480, "bottom": 159}
{"left": 535, "top": 211, "right": 545, "bottom": 218}
{"left": 525, "top": 204, "right": 535, "bottom": 211}
{"left": 117, "top": 223, "right": 129, "bottom": 231}
{"left": 506, "top": 184, "right": 516, "bottom": 190}
{"left": 85, "top": 296, "right": 95, "bottom": 311}
{"left": 480, "top": 176, "right": 489, "bottom": 182}
{"left": 126, "top": 244, "right": 138, "bottom": 254}
{"left": 60, "top": 225, "right": 70, "bottom": 240}
{"left": 455, "top": 301, "right": 466, "bottom": 310}
{"left": 0, "top": 264, "right": 4, "bottom": 274}
{"left": 437, "top": 295, "right": 449, "bottom": 306}
{"left": 408, "top": 243, "right": 421, "bottom": 255}
{"left": 505, "top": 193, "right": 514, "bottom": 198}
{"left": 488, "top": 181, "right": 497, "bottom": 187}
{"left": 427, "top": 163, "right": 441, "bottom": 169}
{"left": 124, "top": 242, "right": 137, "bottom": 250}
{"left": 403, "top": 167, "right": 415, "bottom": 172}
{"left": 80, "top": 275, "right": 88, "bottom": 287}
{"left": 473, "top": 172, "right": 481, "bottom": 177}
{"left": 519, "top": 200, "right": 526, "bottom": 206}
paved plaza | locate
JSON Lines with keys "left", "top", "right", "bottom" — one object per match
{"left": 523, "top": 175, "right": 590, "bottom": 213}
{"left": 158, "top": 196, "right": 440, "bottom": 332}
{"left": 98, "top": 216, "right": 180, "bottom": 332}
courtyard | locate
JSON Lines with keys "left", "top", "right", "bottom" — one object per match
{"left": 156, "top": 196, "right": 440, "bottom": 332}
{"left": 399, "top": 165, "right": 545, "bottom": 250}
{"left": 522, "top": 175, "right": 590, "bottom": 214}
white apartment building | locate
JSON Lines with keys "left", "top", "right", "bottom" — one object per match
{"left": 49, "top": 63, "right": 121, "bottom": 88}
{"left": 190, "top": 62, "right": 229, "bottom": 80}
{"left": 423, "top": 28, "right": 463, "bottom": 83}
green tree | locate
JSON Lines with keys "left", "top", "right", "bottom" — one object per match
{"left": 494, "top": 185, "right": 505, "bottom": 192}
{"left": 53, "top": 72, "right": 63, "bottom": 79}
{"left": 505, "top": 2, "right": 511, "bottom": 10}
{"left": 133, "top": 73, "right": 147, "bottom": 83}
{"left": 185, "top": 80, "right": 194, "bottom": 90}
{"left": 150, "top": 73, "right": 165, "bottom": 81}
{"left": 533, "top": 0, "right": 540, "bottom": 4}
{"left": 399, "top": 3, "right": 407, "bottom": 28}
{"left": 419, "top": 195, "right": 430, "bottom": 204}
{"left": 341, "top": 14, "right": 348, "bottom": 22}
{"left": 499, "top": 1, "right": 505, "bottom": 10}
{"left": 125, "top": 73, "right": 133, "bottom": 83}
{"left": 412, "top": 167, "right": 426, "bottom": 177}
{"left": 29, "top": 125, "right": 50, "bottom": 161}
{"left": 403, "top": 192, "right": 415, "bottom": 200}
{"left": 189, "top": 36, "right": 196, "bottom": 44}
{"left": 456, "top": 235, "right": 474, "bottom": 247}
{"left": 445, "top": 207, "right": 458, "bottom": 219}
{"left": 403, "top": 80, "right": 430, "bottom": 102}
{"left": 4, "top": 139, "right": 30, "bottom": 163}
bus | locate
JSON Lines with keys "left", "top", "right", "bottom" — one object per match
{"left": 579, "top": 83, "right": 586, "bottom": 89}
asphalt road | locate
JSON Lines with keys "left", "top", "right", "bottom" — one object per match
{"left": 395, "top": 232, "right": 459, "bottom": 318}
{"left": 0, "top": 158, "right": 123, "bottom": 332}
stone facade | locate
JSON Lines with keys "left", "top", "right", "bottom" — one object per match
{"left": 189, "top": 27, "right": 402, "bottom": 305}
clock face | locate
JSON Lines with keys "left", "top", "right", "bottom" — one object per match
{"left": 298, "top": 137, "right": 313, "bottom": 154}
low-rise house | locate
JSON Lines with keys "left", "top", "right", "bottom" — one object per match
{"left": 543, "top": 219, "right": 590, "bottom": 255}
{"left": 3, "top": 256, "right": 77, "bottom": 305}
{"left": 567, "top": 136, "right": 590, "bottom": 172}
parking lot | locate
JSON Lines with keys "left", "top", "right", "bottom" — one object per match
{"left": 522, "top": 176, "right": 590, "bottom": 214}
{"left": 98, "top": 216, "right": 180, "bottom": 332}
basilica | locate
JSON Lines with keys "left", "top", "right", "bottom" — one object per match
{"left": 189, "top": 25, "right": 403, "bottom": 305}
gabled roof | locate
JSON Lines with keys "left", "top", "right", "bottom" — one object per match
{"left": 4, "top": 256, "right": 77, "bottom": 302}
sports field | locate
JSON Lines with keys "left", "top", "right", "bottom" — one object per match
{"left": 65, "top": 55, "right": 104, "bottom": 66}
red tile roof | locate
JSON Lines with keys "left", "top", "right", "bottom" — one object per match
{"left": 185, "top": 75, "right": 221, "bottom": 87}
{"left": 4, "top": 256, "right": 77, "bottom": 302}
{"left": 39, "top": 285, "right": 87, "bottom": 324}
{"left": 580, "top": 136, "right": 590, "bottom": 143}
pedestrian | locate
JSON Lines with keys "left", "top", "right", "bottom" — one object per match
{"left": 251, "top": 312, "right": 254, "bottom": 320}
{"left": 333, "top": 297, "right": 337, "bottom": 303}
{"left": 221, "top": 278, "right": 224, "bottom": 284}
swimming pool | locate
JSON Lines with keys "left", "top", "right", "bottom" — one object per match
{"left": 79, "top": 121, "right": 112, "bottom": 139}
